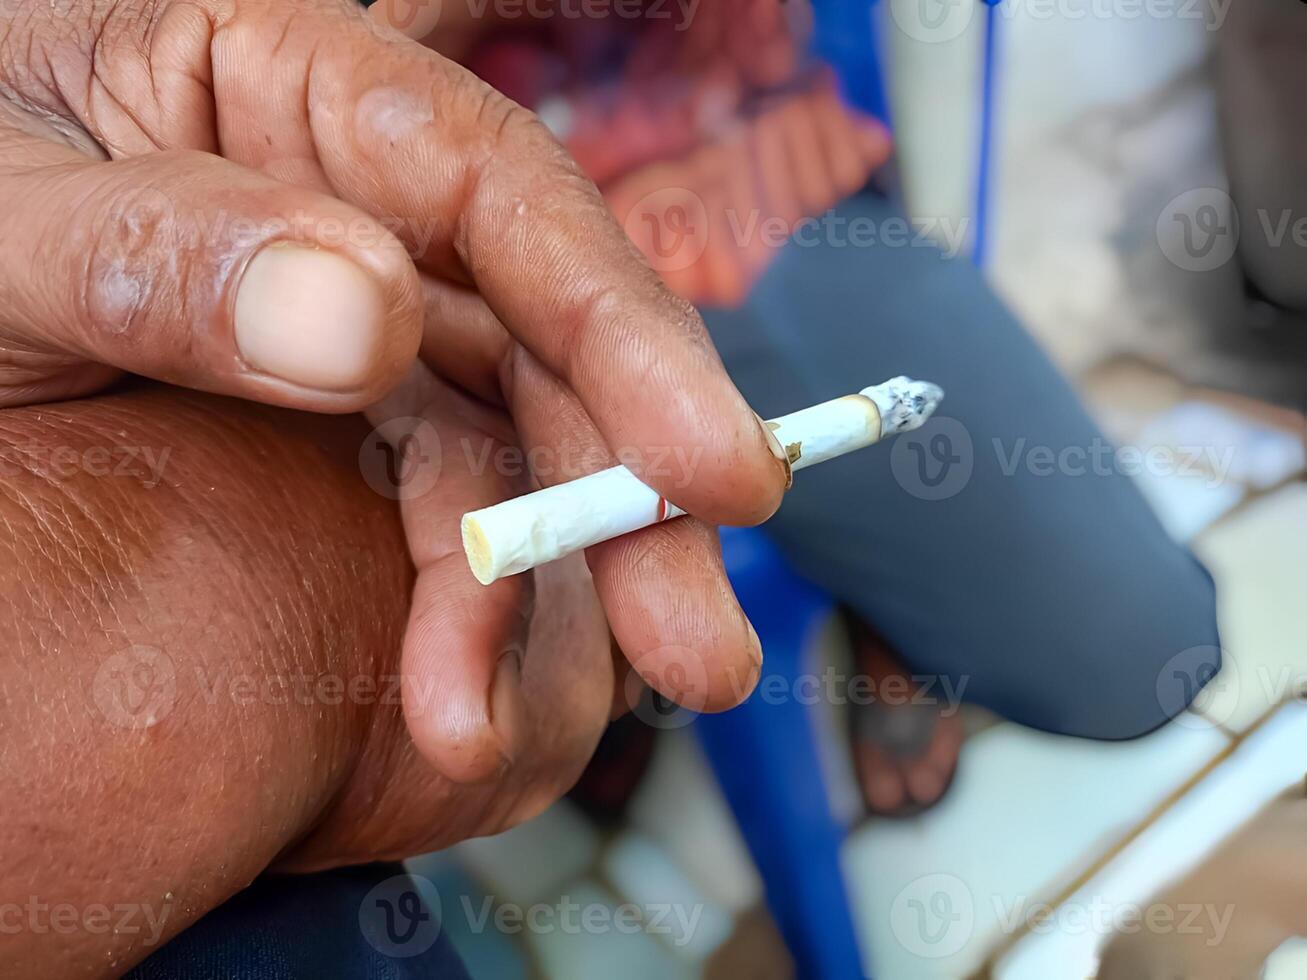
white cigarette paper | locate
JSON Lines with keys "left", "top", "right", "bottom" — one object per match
{"left": 462, "top": 376, "right": 944, "bottom": 585}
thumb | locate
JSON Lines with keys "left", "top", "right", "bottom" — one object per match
{"left": 0, "top": 150, "right": 422, "bottom": 410}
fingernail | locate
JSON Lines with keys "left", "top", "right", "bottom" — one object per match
{"left": 490, "top": 646, "right": 524, "bottom": 763}
{"left": 755, "top": 412, "right": 793, "bottom": 489}
{"left": 235, "top": 244, "right": 386, "bottom": 391}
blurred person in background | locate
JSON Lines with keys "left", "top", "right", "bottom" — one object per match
{"left": 395, "top": 0, "right": 1224, "bottom": 818}
{"left": 0, "top": 0, "right": 1240, "bottom": 977}
{"left": 1217, "top": 0, "right": 1307, "bottom": 317}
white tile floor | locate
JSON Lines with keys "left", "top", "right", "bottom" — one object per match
{"left": 845, "top": 718, "right": 1228, "bottom": 979}
{"left": 525, "top": 879, "right": 693, "bottom": 980}
{"left": 414, "top": 11, "right": 1307, "bottom": 975}
{"left": 626, "top": 729, "right": 763, "bottom": 915}
{"left": 995, "top": 703, "right": 1307, "bottom": 979}
{"left": 426, "top": 394, "right": 1306, "bottom": 980}
{"left": 1191, "top": 485, "right": 1307, "bottom": 733}
{"left": 449, "top": 798, "right": 599, "bottom": 908}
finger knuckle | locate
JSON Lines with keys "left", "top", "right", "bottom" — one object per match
{"left": 82, "top": 165, "right": 184, "bottom": 341}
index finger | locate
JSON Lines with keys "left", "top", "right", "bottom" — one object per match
{"left": 219, "top": 9, "right": 789, "bottom": 525}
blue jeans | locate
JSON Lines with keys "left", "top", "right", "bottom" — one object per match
{"left": 133, "top": 192, "right": 1219, "bottom": 980}
{"left": 127, "top": 865, "right": 470, "bottom": 980}
{"left": 703, "top": 190, "right": 1220, "bottom": 739}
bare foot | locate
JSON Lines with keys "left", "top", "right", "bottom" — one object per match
{"left": 846, "top": 614, "right": 964, "bottom": 817}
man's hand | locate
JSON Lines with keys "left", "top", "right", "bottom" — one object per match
{"left": 0, "top": 384, "right": 612, "bottom": 978}
{"left": 0, "top": 0, "right": 791, "bottom": 772}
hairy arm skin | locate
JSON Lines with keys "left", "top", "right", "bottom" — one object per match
{"left": 0, "top": 384, "right": 413, "bottom": 978}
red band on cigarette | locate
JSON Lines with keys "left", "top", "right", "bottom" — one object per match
{"left": 656, "top": 497, "right": 668, "bottom": 522}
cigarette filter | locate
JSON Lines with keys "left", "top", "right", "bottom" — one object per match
{"left": 462, "top": 376, "right": 943, "bottom": 585}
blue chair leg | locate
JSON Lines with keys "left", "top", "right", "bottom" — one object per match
{"left": 695, "top": 527, "right": 867, "bottom": 980}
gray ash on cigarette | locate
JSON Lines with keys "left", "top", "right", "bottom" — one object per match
{"left": 864, "top": 377, "right": 946, "bottom": 436}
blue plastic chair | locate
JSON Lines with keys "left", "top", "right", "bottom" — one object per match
{"left": 693, "top": 2, "right": 1004, "bottom": 974}
{"left": 695, "top": 527, "right": 864, "bottom": 980}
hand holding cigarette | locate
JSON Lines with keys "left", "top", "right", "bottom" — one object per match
{"left": 463, "top": 377, "right": 944, "bottom": 585}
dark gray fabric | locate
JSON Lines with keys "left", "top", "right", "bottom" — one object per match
{"left": 705, "top": 192, "right": 1221, "bottom": 740}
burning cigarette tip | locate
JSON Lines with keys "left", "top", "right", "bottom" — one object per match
{"left": 461, "top": 376, "right": 944, "bottom": 585}
{"left": 864, "top": 376, "right": 945, "bottom": 436}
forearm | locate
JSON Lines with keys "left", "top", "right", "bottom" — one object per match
{"left": 0, "top": 385, "right": 412, "bottom": 978}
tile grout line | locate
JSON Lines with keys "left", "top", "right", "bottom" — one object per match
{"left": 975, "top": 700, "right": 1293, "bottom": 976}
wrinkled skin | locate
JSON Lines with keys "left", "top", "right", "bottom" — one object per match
{"left": 0, "top": 3, "right": 794, "bottom": 975}
{"left": 0, "top": 0, "right": 789, "bottom": 789}
{"left": 0, "top": 384, "right": 609, "bottom": 977}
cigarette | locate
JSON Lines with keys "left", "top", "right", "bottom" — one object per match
{"left": 462, "top": 376, "right": 944, "bottom": 585}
